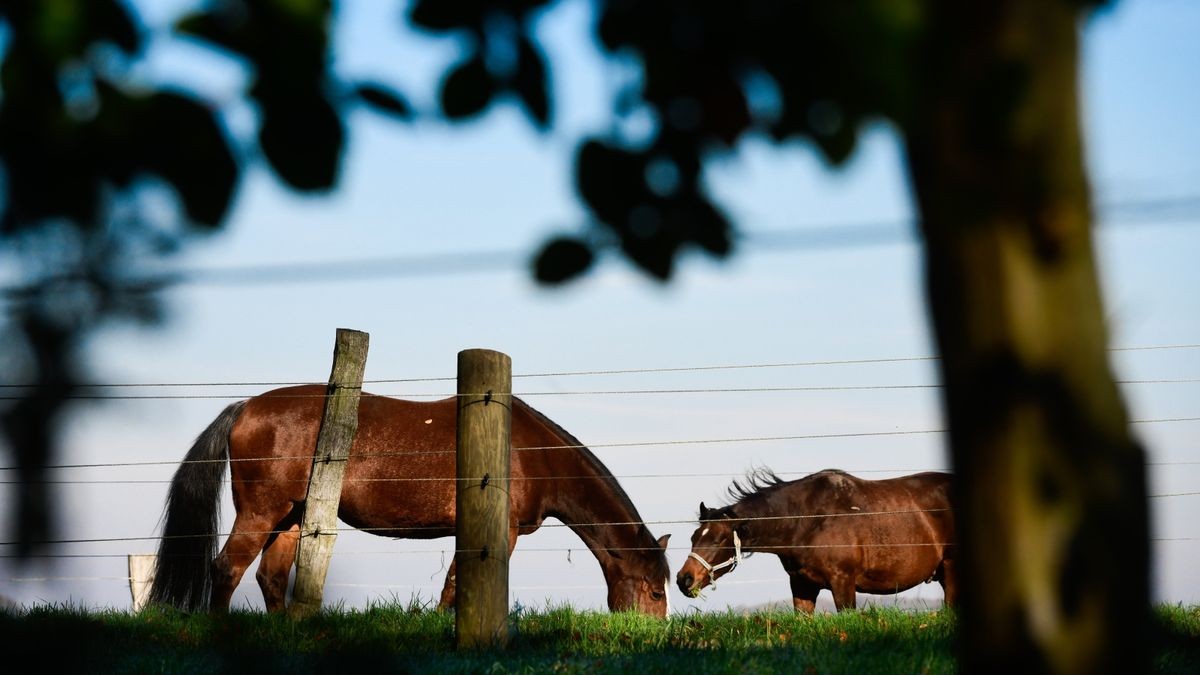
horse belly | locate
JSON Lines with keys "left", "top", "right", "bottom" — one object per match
{"left": 335, "top": 459, "right": 457, "bottom": 539}
{"left": 857, "top": 548, "right": 941, "bottom": 594}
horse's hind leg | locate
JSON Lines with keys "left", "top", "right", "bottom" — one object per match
{"left": 256, "top": 507, "right": 301, "bottom": 612}
{"left": 211, "top": 502, "right": 295, "bottom": 611}
{"left": 938, "top": 558, "right": 958, "bottom": 608}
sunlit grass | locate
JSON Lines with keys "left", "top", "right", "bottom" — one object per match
{"left": 1, "top": 601, "right": 1195, "bottom": 674}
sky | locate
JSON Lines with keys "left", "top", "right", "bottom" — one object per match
{"left": 1, "top": 0, "right": 1198, "bottom": 615}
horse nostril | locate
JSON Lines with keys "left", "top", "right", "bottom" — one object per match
{"left": 679, "top": 573, "right": 693, "bottom": 590}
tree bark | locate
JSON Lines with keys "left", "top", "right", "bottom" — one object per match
{"left": 904, "top": 2, "right": 1150, "bottom": 673}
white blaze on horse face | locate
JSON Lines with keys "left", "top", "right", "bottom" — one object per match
{"left": 700, "top": 527, "right": 710, "bottom": 538}
{"left": 664, "top": 576, "right": 671, "bottom": 615}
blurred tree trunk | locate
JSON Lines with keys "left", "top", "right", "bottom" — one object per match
{"left": 904, "top": 2, "right": 1149, "bottom": 673}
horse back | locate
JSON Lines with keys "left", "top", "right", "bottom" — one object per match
{"left": 796, "top": 470, "right": 955, "bottom": 549}
{"left": 224, "top": 386, "right": 573, "bottom": 532}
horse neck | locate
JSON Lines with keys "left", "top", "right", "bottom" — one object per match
{"left": 520, "top": 403, "right": 656, "bottom": 576}
{"left": 731, "top": 489, "right": 804, "bottom": 553}
{"left": 549, "top": 470, "right": 653, "bottom": 574}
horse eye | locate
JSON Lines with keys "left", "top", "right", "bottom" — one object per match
{"left": 651, "top": 590, "right": 665, "bottom": 601}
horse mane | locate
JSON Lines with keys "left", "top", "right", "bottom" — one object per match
{"left": 514, "top": 396, "right": 631, "bottom": 509}
{"left": 514, "top": 397, "right": 668, "bottom": 575}
{"left": 719, "top": 467, "right": 852, "bottom": 513}
{"left": 725, "top": 466, "right": 788, "bottom": 505}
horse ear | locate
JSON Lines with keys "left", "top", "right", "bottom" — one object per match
{"left": 699, "top": 502, "right": 709, "bottom": 519}
{"left": 657, "top": 534, "right": 671, "bottom": 549}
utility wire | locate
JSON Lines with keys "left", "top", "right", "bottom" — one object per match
{"left": 3, "top": 196, "right": 1199, "bottom": 299}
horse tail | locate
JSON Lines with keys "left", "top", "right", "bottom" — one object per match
{"left": 147, "top": 400, "right": 246, "bottom": 611}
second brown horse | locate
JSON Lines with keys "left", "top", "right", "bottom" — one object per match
{"left": 148, "top": 386, "right": 671, "bottom": 616}
{"left": 677, "top": 468, "right": 955, "bottom": 612}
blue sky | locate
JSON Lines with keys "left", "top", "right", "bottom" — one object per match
{"left": 1, "top": 0, "right": 1197, "bottom": 614}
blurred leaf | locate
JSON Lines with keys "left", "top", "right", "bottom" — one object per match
{"left": 174, "top": 10, "right": 247, "bottom": 54}
{"left": 683, "top": 198, "right": 733, "bottom": 257}
{"left": 353, "top": 82, "right": 413, "bottom": 120}
{"left": 258, "top": 91, "right": 344, "bottom": 191}
{"left": 622, "top": 235, "right": 675, "bottom": 281}
{"left": 139, "top": 91, "right": 239, "bottom": 228}
{"left": 92, "top": 0, "right": 142, "bottom": 54}
{"left": 697, "top": 76, "right": 750, "bottom": 147}
{"left": 440, "top": 54, "right": 494, "bottom": 120}
{"left": 410, "top": 0, "right": 484, "bottom": 32}
{"left": 533, "top": 236, "right": 594, "bottom": 284}
{"left": 576, "top": 140, "right": 647, "bottom": 225}
{"left": 513, "top": 36, "right": 550, "bottom": 128}
{"left": 810, "top": 112, "right": 858, "bottom": 166}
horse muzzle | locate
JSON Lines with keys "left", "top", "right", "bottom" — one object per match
{"left": 676, "top": 569, "right": 708, "bottom": 598}
{"left": 677, "top": 572, "right": 695, "bottom": 596}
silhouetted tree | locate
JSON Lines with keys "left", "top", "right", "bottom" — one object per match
{"left": 0, "top": 1, "right": 1146, "bottom": 672}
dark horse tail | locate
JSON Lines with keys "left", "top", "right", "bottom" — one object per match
{"left": 147, "top": 400, "right": 246, "bottom": 611}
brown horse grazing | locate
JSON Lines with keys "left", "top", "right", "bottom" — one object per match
{"left": 676, "top": 469, "right": 955, "bottom": 613}
{"left": 148, "top": 385, "right": 671, "bottom": 616}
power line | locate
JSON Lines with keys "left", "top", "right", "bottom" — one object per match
{"left": 2, "top": 196, "right": 1198, "bottom": 299}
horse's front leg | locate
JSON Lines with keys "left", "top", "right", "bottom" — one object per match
{"left": 788, "top": 574, "right": 820, "bottom": 614}
{"left": 780, "top": 557, "right": 820, "bottom": 614}
{"left": 437, "top": 559, "right": 458, "bottom": 611}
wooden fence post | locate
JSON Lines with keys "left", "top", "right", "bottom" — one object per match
{"left": 289, "top": 328, "right": 369, "bottom": 617}
{"left": 455, "top": 348, "right": 512, "bottom": 649}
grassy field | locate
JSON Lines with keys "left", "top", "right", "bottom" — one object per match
{"left": 1, "top": 602, "right": 1196, "bottom": 674}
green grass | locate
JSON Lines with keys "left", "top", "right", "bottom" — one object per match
{"left": 1, "top": 601, "right": 1196, "bottom": 674}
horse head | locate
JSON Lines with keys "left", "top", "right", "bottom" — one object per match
{"left": 676, "top": 501, "right": 746, "bottom": 598}
{"left": 605, "top": 533, "right": 672, "bottom": 617}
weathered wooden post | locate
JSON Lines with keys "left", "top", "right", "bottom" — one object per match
{"left": 455, "top": 348, "right": 512, "bottom": 649}
{"left": 289, "top": 328, "right": 369, "bottom": 617}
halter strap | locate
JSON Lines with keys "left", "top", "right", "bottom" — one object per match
{"left": 688, "top": 530, "right": 742, "bottom": 588}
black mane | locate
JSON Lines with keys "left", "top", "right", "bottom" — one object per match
{"left": 715, "top": 467, "right": 850, "bottom": 515}
{"left": 725, "top": 466, "right": 787, "bottom": 504}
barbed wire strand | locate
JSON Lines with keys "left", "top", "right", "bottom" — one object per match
{"left": 5, "top": 537, "right": 1200, "bottom": 564}
{"left": 6, "top": 470, "right": 1200, "bottom": 487}
{"left": 4, "top": 500, "right": 1199, "bottom": 550}
{"left": 0, "top": 415, "right": 1195, "bottom": 473}
{"left": 4, "top": 377, "right": 1200, "bottom": 401}
{"left": 1, "top": 343, "right": 1197, "bottom": 391}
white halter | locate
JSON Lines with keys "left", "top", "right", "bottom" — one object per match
{"left": 688, "top": 530, "right": 742, "bottom": 587}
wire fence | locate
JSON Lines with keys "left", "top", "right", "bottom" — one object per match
{"left": 0, "top": 344, "right": 1197, "bottom": 601}
{"left": 1, "top": 342, "right": 1197, "bottom": 394}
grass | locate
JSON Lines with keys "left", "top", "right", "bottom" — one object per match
{"left": 0, "top": 601, "right": 1195, "bottom": 674}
